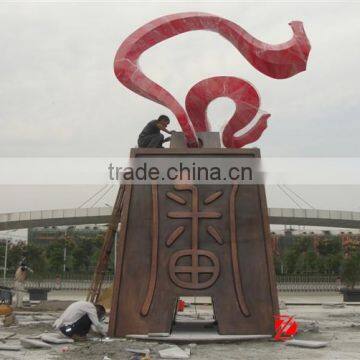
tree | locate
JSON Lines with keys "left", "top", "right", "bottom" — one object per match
{"left": 0, "top": 242, "right": 48, "bottom": 278}
{"left": 283, "top": 248, "right": 298, "bottom": 274}
{"left": 7, "top": 242, "right": 27, "bottom": 272}
{"left": 71, "top": 235, "right": 102, "bottom": 273}
{"left": 46, "top": 240, "right": 65, "bottom": 273}
{"left": 341, "top": 251, "right": 360, "bottom": 289}
{"left": 278, "top": 234, "right": 344, "bottom": 276}
{"left": 25, "top": 244, "right": 47, "bottom": 274}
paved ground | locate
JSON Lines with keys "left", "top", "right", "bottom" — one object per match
{"left": 0, "top": 292, "right": 359, "bottom": 359}
{"left": 20, "top": 289, "right": 346, "bottom": 304}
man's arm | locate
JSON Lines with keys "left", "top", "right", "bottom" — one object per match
{"left": 156, "top": 123, "right": 175, "bottom": 135}
{"left": 85, "top": 304, "right": 106, "bottom": 336}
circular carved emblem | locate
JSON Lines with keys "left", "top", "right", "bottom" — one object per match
{"left": 169, "top": 249, "right": 220, "bottom": 289}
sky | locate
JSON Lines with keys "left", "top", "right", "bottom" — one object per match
{"left": 1, "top": 1, "right": 360, "bottom": 214}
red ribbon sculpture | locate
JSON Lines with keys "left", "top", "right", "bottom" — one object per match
{"left": 114, "top": 12, "right": 311, "bottom": 147}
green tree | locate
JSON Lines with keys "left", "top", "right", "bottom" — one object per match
{"left": 71, "top": 235, "right": 102, "bottom": 273}
{"left": 25, "top": 244, "right": 47, "bottom": 274}
{"left": 279, "top": 234, "right": 344, "bottom": 276}
{"left": 283, "top": 248, "right": 298, "bottom": 274}
{"left": 341, "top": 251, "right": 360, "bottom": 289}
{"left": 7, "top": 242, "right": 27, "bottom": 272}
{"left": 46, "top": 240, "right": 65, "bottom": 273}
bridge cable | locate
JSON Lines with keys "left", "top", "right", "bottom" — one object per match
{"left": 77, "top": 184, "right": 109, "bottom": 208}
{"left": 282, "top": 184, "right": 316, "bottom": 209}
{"left": 90, "top": 185, "right": 115, "bottom": 208}
{"left": 277, "top": 184, "right": 303, "bottom": 209}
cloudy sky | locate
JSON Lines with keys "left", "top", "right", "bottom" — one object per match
{"left": 1, "top": 1, "right": 360, "bottom": 214}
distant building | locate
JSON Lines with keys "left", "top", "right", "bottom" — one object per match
{"left": 28, "top": 225, "right": 107, "bottom": 247}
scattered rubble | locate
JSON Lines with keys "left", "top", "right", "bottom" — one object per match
{"left": 41, "top": 333, "right": 74, "bottom": 344}
{"left": 20, "top": 337, "right": 52, "bottom": 348}
{"left": 61, "top": 345, "right": 70, "bottom": 353}
{"left": 285, "top": 339, "right": 329, "bottom": 349}
{"left": 0, "top": 331, "right": 16, "bottom": 342}
{"left": 322, "top": 303, "right": 345, "bottom": 309}
{"left": 125, "top": 347, "right": 151, "bottom": 355}
{"left": 3, "top": 313, "right": 17, "bottom": 327}
{"left": 33, "top": 314, "right": 58, "bottom": 321}
{"left": 297, "top": 319, "right": 320, "bottom": 333}
{"left": 158, "top": 345, "right": 190, "bottom": 359}
{"left": 0, "top": 344, "right": 21, "bottom": 351}
{"left": 0, "top": 294, "right": 358, "bottom": 359}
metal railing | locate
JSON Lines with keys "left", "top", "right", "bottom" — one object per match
{"left": 2, "top": 207, "right": 360, "bottom": 231}
{"left": 0, "top": 274, "right": 342, "bottom": 292}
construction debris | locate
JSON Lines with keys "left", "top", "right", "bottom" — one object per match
{"left": 60, "top": 346, "right": 70, "bottom": 353}
{"left": 350, "top": 323, "right": 360, "bottom": 328}
{"left": 41, "top": 333, "right": 74, "bottom": 344}
{"left": 89, "top": 336, "right": 114, "bottom": 342}
{"left": 0, "top": 304, "right": 13, "bottom": 316}
{"left": 16, "top": 313, "right": 54, "bottom": 326}
{"left": 20, "top": 338, "right": 52, "bottom": 349}
{"left": 285, "top": 339, "right": 329, "bottom": 349}
{"left": 297, "top": 320, "right": 320, "bottom": 333}
{"left": 158, "top": 345, "right": 190, "bottom": 359}
{"left": 322, "top": 303, "right": 345, "bottom": 309}
{"left": 3, "top": 313, "right": 17, "bottom": 327}
{"left": 32, "top": 314, "right": 57, "bottom": 321}
{"left": 125, "top": 348, "right": 151, "bottom": 355}
{"left": 0, "top": 332, "right": 16, "bottom": 342}
{"left": 0, "top": 344, "right": 21, "bottom": 351}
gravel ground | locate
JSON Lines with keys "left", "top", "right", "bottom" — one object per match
{"left": 0, "top": 293, "right": 359, "bottom": 360}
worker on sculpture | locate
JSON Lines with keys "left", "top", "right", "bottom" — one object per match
{"left": 54, "top": 301, "right": 106, "bottom": 341}
{"left": 138, "top": 115, "right": 175, "bottom": 148}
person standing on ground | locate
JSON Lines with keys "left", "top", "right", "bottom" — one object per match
{"left": 13, "top": 259, "right": 32, "bottom": 308}
{"left": 137, "top": 115, "right": 175, "bottom": 148}
{"left": 54, "top": 301, "right": 106, "bottom": 341}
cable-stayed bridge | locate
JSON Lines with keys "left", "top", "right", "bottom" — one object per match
{"left": 1, "top": 206, "right": 359, "bottom": 231}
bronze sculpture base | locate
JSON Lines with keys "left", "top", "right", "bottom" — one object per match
{"left": 109, "top": 146, "right": 278, "bottom": 337}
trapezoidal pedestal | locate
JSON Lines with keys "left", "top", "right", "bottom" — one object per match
{"left": 109, "top": 148, "right": 279, "bottom": 337}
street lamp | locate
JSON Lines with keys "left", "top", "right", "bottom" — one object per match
{"left": 3, "top": 238, "right": 8, "bottom": 282}
{"left": 63, "top": 227, "right": 70, "bottom": 273}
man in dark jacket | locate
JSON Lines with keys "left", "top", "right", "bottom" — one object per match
{"left": 138, "top": 115, "right": 174, "bottom": 148}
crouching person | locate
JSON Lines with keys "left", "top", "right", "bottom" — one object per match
{"left": 54, "top": 301, "right": 106, "bottom": 341}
